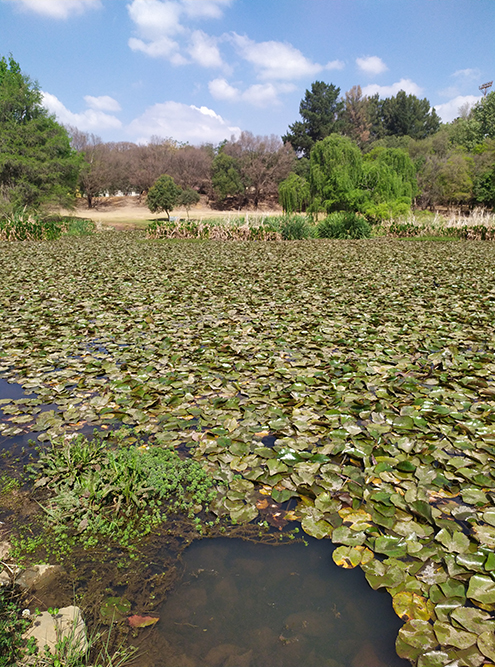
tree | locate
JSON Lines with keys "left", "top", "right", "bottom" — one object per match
{"left": 224, "top": 132, "right": 295, "bottom": 208}
{"left": 380, "top": 91, "right": 441, "bottom": 140}
{"left": 278, "top": 173, "right": 310, "bottom": 213}
{"left": 178, "top": 187, "right": 200, "bottom": 219}
{"left": 0, "top": 55, "right": 80, "bottom": 212}
{"left": 341, "top": 86, "right": 371, "bottom": 147}
{"left": 309, "top": 134, "right": 415, "bottom": 219}
{"left": 309, "top": 134, "right": 364, "bottom": 214}
{"left": 146, "top": 174, "right": 182, "bottom": 220}
{"left": 282, "top": 81, "right": 344, "bottom": 158}
{"left": 67, "top": 128, "right": 115, "bottom": 208}
{"left": 450, "top": 92, "right": 495, "bottom": 151}
{"left": 211, "top": 152, "right": 244, "bottom": 207}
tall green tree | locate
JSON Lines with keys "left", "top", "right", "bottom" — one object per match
{"left": 282, "top": 81, "right": 344, "bottom": 158}
{"left": 0, "top": 55, "right": 80, "bottom": 212}
{"left": 368, "top": 91, "right": 440, "bottom": 141}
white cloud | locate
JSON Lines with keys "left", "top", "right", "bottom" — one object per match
{"left": 84, "top": 95, "right": 121, "bottom": 112}
{"left": 325, "top": 60, "right": 345, "bottom": 71}
{"left": 435, "top": 94, "right": 481, "bottom": 123}
{"left": 42, "top": 92, "right": 122, "bottom": 131}
{"left": 209, "top": 78, "right": 295, "bottom": 107}
{"left": 188, "top": 30, "right": 223, "bottom": 68}
{"left": 356, "top": 56, "right": 388, "bottom": 76}
{"left": 453, "top": 68, "right": 481, "bottom": 80}
{"left": 127, "top": 101, "right": 241, "bottom": 144}
{"left": 362, "top": 78, "right": 423, "bottom": 98}
{"left": 127, "top": 0, "right": 230, "bottom": 66}
{"left": 209, "top": 77, "right": 240, "bottom": 101}
{"left": 5, "top": 0, "right": 101, "bottom": 19}
{"left": 231, "top": 33, "right": 323, "bottom": 80}
{"left": 181, "top": 0, "right": 232, "bottom": 19}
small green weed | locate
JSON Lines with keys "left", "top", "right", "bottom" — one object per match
{"left": 317, "top": 211, "right": 371, "bottom": 239}
{"left": 23, "top": 431, "right": 216, "bottom": 559}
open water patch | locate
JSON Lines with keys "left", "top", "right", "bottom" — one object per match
{"left": 148, "top": 537, "right": 408, "bottom": 667}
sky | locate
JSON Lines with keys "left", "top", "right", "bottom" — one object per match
{"left": 0, "top": 0, "right": 494, "bottom": 146}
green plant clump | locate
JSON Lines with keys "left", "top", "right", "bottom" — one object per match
{"left": 317, "top": 211, "right": 371, "bottom": 239}
{"left": 25, "top": 432, "right": 216, "bottom": 556}
{"left": 0, "top": 588, "right": 33, "bottom": 667}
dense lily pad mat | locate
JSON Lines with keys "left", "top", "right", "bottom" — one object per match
{"left": 1, "top": 234, "right": 495, "bottom": 666}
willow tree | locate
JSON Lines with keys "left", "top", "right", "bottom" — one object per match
{"left": 278, "top": 172, "right": 310, "bottom": 213}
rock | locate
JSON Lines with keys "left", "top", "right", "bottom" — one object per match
{"left": 17, "top": 563, "right": 60, "bottom": 590}
{"left": 351, "top": 642, "right": 387, "bottom": 667}
{"left": 204, "top": 644, "right": 246, "bottom": 667}
{"left": 224, "top": 649, "right": 253, "bottom": 667}
{"left": 24, "top": 605, "right": 87, "bottom": 655}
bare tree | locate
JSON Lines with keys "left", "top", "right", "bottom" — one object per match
{"left": 224, "top": 132, "right": 295, "bottom": 207}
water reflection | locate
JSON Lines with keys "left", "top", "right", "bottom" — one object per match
{"left": 151, "top": 537, "right": 408, "bottom": 667}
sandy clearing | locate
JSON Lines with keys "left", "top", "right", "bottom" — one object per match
{"left": 58, "top": 196, "right": 283, "bottom": 229}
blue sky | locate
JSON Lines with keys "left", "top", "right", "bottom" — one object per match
{"left": 1, "top": 0, "right": 494, "bottom": 145}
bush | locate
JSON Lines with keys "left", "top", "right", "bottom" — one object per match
{"left": 279, "top": 214, "right": 313, "bottom": 240}
{"left": 317, "top": 211, "right": 371, "bottom": 239}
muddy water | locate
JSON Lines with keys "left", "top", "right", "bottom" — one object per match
{"left": 148, "top": 537, "right": 408, "bottom": 667}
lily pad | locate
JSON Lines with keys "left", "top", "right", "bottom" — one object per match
{"left": 100, "top": 597, "right": 131, "bottom": 622}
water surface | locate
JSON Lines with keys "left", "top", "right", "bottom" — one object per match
{"left": 149, "top": 537, "right": 408, "bottom": 667}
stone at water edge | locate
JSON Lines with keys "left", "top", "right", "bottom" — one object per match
{"left": 24, "top": 605, "right": 88, "bottom": 655}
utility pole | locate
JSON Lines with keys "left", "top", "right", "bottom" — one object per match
{"left": 479, "top": 81, "right": 493, "bottom": 97}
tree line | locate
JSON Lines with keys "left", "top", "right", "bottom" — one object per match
{"left": 0, "top": 54, "right": 494, "bottom": 218}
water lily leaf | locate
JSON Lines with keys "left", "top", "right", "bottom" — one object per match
{"left": 439, "top": 578, "right": 466, "bottom": 600}
{"left": 331, "top": 525, "right": 366, "bottom": 546}
{"left": 436, "top": 527, "right": 470, "bottom": 553}
{"left": 374, "top": 535, "right": 407, "bottom": 557}
{"left": 434, "top": 598, "right": 464, "bottom": 623}
{"left": 392, "top": 591, "right": 433, "bottom": 621}
{"left": 417, "top": 651, "right": 451, "bottom": 667}
{"left": 128, "top": 615, "right": 159, "bottom": 628}
{"left": 433, "top": 621, "right": 477, "bottom": 649}
{"left": 301, "top": 515, "right": 333, "bottom": 540}
{"left": 456, "top": 553, "right": 486, "bottom": 573}
{"left": 332, "top": 545, "right": 362, "bottom": 569}
{"left": 473, "top": 524, "right": 495, "bottom": 548}
{"left": 398, "top": 618, "right": 437, "bottom": 650}
{"left": 483, "top": 510, "right": 495, "bottom": 527}
{"left": 478, "top": 631, "right": 495, "bottom": 661}
{"left": 461, "top": 488, "right": 489, "bottom": 505}
{"left": 395, "top": 636, "right": 422, "bottom": 662}
{"left": 451, "top": 607, "right": 495, "bottom": 635}
{"left": 230, "top": 503, "right": 258, "bottom": 524}
{"left": 467, "top": 575, "right": 495, "bottom": 604}
{"left": 337, "top": 507, "right": 372, "bottom": 530}
{"left": 314, "top": 491, "right": 341, "bottom": 514}
{"left": 100, "top": 597, "right": 131, "bottom": 622}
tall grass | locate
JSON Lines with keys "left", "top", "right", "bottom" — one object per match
{"left": 0, "top": 209, "right": 96, "bottom": 242}
{"left": 380, "top": 209, "right": 495, "bottom": 240}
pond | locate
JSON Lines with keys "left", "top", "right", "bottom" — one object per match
{"left": 143, "top": 537, "right": 408, "bottom": 667}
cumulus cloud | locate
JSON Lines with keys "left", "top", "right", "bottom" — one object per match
{"left": 127, "top": 0, "right": 229, "bottom": 67}
{"left": 4, "top": 0, "right": 101, "bottom": 19}
{"left": 84, "top": 95, "right": 122, "bottom": 112}
{"left": 356, "top": 56, "right": 388, "bottom": 76}
{"left": 209, "top": 78, "right": 295, "bottom": 107}
{"left": 188, "top": 30, "right": 223, "bottom": 68}
{"left": 325, "top": 60, "right": 345, "bottom": 71}
{"left": 127, "top": 101, "right": 241, "bottom": 144}
{"left": 209, "top": 77, "right": 240, "bottom": 101}
{"left": 362, "top": 78, "right": 423, "bottom": 98}
{"left": 42, "top": 92, "right": 122, "bottom": 131}
{"left": 231, "top": 34, "right": 324, "bottom": 80}
{"left": 435, "top": 94, "right": 481, "bottom": 123}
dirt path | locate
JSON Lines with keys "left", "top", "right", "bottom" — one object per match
{"left": 59, "top": 196, "right": 283, "bottom": 229}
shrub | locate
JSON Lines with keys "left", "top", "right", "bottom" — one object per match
{"left": 317, "top": 211, "right": 371, "bottom": 239}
